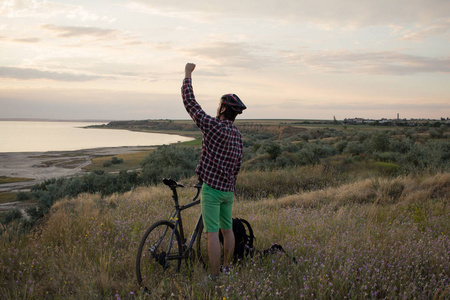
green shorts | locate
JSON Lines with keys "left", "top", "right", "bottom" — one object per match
{"left": 201, "top": 183, "right": 234, "bottom": 233}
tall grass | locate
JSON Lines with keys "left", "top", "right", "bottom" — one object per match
{"left": 0, "top": 172, "right": 448, "bottom": 299}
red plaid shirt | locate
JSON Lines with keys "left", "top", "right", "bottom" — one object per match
{"left": 182, "top": 78, "right": 243, "bottom": 192}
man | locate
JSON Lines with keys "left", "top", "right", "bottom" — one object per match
{"left": 181, "top": 63, "right": 246, "bottom": 279}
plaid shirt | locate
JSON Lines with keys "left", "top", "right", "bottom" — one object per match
{"left": 181, "top": 78, "right": 243, "bottom": 192}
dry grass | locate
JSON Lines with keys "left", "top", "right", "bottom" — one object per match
{"left": 0, "top": 176, "right": 34, "bottom": 184}
{"left": 83, "top": 150, "right": 152, "bottom": 172}
{"left": 0, "top": 173, "right": 448, "bottom": 299}
{"left": 256, "top": 173, "right": 449, "bottom": 211}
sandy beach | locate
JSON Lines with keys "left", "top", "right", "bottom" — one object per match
{"left": 0, "top": 146, "right": 154, "bottom": 193}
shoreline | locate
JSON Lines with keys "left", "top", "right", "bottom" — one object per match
{"left": 0, "top": 146, "right": 155, "bottom": 193}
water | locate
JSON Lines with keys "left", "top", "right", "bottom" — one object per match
{"left": 0, "top": 121, "right": 193, "bottom": 152}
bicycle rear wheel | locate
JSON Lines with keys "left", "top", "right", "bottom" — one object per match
{"left": 136, "top": 220, "right": 183, "bottom": 293}
{"left": 195, "top": 221, "right": 209, "bottom": 268}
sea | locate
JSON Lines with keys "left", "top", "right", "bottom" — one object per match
{"left": 0, "top": 121, "right": 193, "bottom": 153}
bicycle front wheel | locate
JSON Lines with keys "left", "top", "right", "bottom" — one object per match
{"left": 136, "top": 220, "right": 183, "bottom": 293}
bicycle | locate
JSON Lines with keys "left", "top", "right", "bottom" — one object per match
{"left": 136, "top": 178, "right": 207, "bottom": 292}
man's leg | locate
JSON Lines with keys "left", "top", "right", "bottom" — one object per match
{"left": 206, "top": 231, "right": 220, "bottom": 276}
{"left": 221, "top": 228, "right": 235, "bottom": 267}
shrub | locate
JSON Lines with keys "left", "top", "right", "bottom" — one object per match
{"left": 16, "top": 191, "right": 31, "bottom": 201}
{"left": 110, "top": 157, "right": 123, "bottom": 164}
{"left": 335, "top": 140, "right": 348, "bottom": 153}
{"left": 368, "top": 131, "right": 390, "bottom": 153}
{"left": 266, "top": 142, "right": 282, "bottom": 160}
{"left": 344, "top": 141, "right": 364, "bottom": 156}
{"left": 0, "top": 208, "right": 22, "bottom": 226}
{"left": 389, "top": 138, "right": 412, "bottom": 154}
{"left": 399, "top": 140, "right": 450, "bottom": 173}
{"left": 140, "top": 145, "right": 200, "bottom": 184}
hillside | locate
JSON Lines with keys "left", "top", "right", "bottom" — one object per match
{"left": 1, "top": 171, "right": 448, "bottom": 299}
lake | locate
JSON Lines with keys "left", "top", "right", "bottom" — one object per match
{"left": 0, "top": 121, "right": 193, "bottom": 153}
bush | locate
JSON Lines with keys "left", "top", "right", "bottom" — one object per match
{"left": 400, "top": 140, "right": 450, "bottom": 173}
{"left": 16, "top": 191, "right": 31, "bottom": 201}
{"left": 0, "top": 208, "right": 22, "bottom": 226}
{"left": 266, "top": 142, "right": 282, "bottom": 160}
{"left": 110, "top": 157, "right": 123, "bottom": 164}
{"left": 389, "top": 138, "right": 412, "bottom": 154}
{"left": 335, "top": 140, "right": 348, "bottom": 153}
{"left": 345, "top": 142, "right": 364, "bottom": 156}
{"left": 367, "top": 131, "right": 390, "bottom": 153}
{"left": 140, "top": 145, "right": 200, "bottom": 184}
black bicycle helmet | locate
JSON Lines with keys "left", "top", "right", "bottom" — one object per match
{"left": 220, "top": 94, "right": 247, "bottom": 114}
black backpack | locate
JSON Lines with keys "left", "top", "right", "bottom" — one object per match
{"left": 219, "top": 218, "right": 294, "bottom": 264}
{"left": 219, "top": 218, "right": 255, "bottom": 261}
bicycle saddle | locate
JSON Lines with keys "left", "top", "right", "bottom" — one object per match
{"left": 163, "top": 178, "right": 184, "bottom": 188}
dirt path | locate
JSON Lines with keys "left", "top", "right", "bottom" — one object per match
{"left": 0, "top": 146, "right": 154, "bottom": 192}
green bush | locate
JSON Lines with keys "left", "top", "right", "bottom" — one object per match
{"left": 140, "top": 145, "right": 200, "bottom": 184}
{"left": 110, "top": 157, "right": 123, "bottom": 164}
{"left": 389, "top": 138, "right": 412, "bottom": 154}
{"left": 400, "top": 140, "right": 450, "bottom": 173}
{"left": 345, "top": 141, "right": 364, "bottom": 156}
{"left": 335, "top": 140, "right": 348, "bottom": 153}
{"left": 0, "top": 208, "right": 22, "bottom": 226}
{"left": 16, "top": 191, "right": 31, "bottom": 201}
{"left": 266, "top": 142, "right": 282, "bottom": 160}
{"left": 367, "top": 131, "right": 390, "bottom": 153}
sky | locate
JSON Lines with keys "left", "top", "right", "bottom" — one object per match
{"left": 0, "top": 0, "right": 449, "bottom": 121}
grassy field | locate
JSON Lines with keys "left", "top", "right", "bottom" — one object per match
{"left": 83, "top": 139, "right": 201, "bottom": 173}
{"left": 83, "top": 151, "right": 153, "bottom": 173}
{"left": 0, "top": 176, "right": 33, "bottom": 185}
{"left": 0, "top": 193, "right": 18, "bottom": 204}
{"left": 0, "top": 177, "right": 34, "bottom": 204}
{"left": 0, "top": 170, "right": 448, "bottom": 299}
{"left": 1, "top": 119, "right": 448, "bottom": 298}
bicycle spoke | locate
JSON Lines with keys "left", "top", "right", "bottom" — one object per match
{"left": 136, "top": 221, "right": 182, "bottom": 293}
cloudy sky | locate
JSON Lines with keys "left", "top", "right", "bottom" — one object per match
{"left": 1, "top": 0, "right": 449, "bottom": 120}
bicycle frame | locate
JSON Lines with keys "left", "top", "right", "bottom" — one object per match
{"left": 136, "top": 179, "right": 206, "bottom": 291}
{"left": 165, "top": 179, "right": 202, "bottom": 260}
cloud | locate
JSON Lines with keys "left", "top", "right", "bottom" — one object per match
{"left": 40, "top": 24, "right": 149, "bottom": 49}
{"left": 0, "top": 88, "right": 185, "bottom": 120}
{"left": 183, "top": 42, "right": 271, "bottom": 69}
{"left": 42, "top": 24, "right": 119, "bottom": 38}
{"left": 281, "top": 50, "right": 450, "bottom": 75}
{"left": 13, "top": 37, "right": 40, "bottom": 43}
{"left": 399, "top": 18, "right": 450, "bottom": 41}
{"left": 133, "top": 0, "right": 450, "bottom": 28}
{"left": 0, "top": 67, "right": 103, "bottom": 81}
{"left": 1, "top": 0, "right": 112, "bottom": 22}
